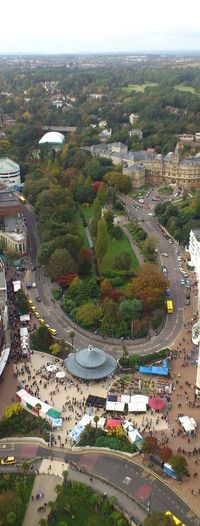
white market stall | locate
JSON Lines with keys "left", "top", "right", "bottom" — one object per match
{"left": 0, "top": 347, "right": 10, "bottom": 376}
{"left": 106, "top": 401, "right": 125, "bottom": 412}
{"left": 13, "top": 280, "right": 21, "bottom": 292}
{"left": 91, "top": 416, "right": 106, "bottom": 429}
{"left": 179, "top": 416, "right": 197, "bottom": 434}
{"left": 123, "top": 420, "right": 144, "bottom": 449}
{"left": 16, "top": 388, "right": 62, "bottom": 428}
{"left": 20, "top": 314, "right": 30, "bottom": 322}
{"left": 56, "top": 371, "right": 66, "bottom": 379}
{"left": 47, "top": 364, "right": 57, "bottom": 372}
{"left": 128, "top": 395, "right": 148, "bottom": 413}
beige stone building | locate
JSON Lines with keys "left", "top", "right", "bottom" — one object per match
{"left": 90, "top": 142, "right": 200, "bottom": 189}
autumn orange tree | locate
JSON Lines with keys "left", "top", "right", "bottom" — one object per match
{"left": 100, "top": 278, "right": 114, "bottom": 301}
{"left": 128, "top": 263, "right": 168, "bottom": 312}
{"left": 159, "top": 446, "right": 172, "bottom": 463}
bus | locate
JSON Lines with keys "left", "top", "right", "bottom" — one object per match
{"left": 18, "top": 195, "right": 26, "bottom": 203}
{"left": 165, "top": 511, "right": 185, "bottom": 525}
{"left": 166, "top": 300, "right": 173, "bottom": 314}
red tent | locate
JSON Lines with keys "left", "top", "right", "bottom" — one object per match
{"left": 148, "top": 397, "right": 166, "bottom": 410}
{"left": 106, "top": 419, "right": 122, "bottom": 429}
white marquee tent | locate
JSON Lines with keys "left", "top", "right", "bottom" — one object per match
{"left": 179, "top": 416, "right": 197, "bottom": 433}
{"left": 128, "top": 394, "right": 148, "bottom": 413}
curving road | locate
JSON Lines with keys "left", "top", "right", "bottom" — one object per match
{"left": 21, "top": 189, "right": 189, "bottom": 357}
{"left": 1, "top": 441, "right": 200, "bottom": 526}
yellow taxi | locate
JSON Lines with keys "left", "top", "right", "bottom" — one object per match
{"left": 28, "top": 299, "right": 33, "bottom": 306}
{"left": 0, "top": 456, "right": 16, "bottom": 465}
{"left": 34, "top": 312, "right": 40, "bottom": 319}
{"left": 38, "top": 318, "right": 45, "bottom": 325}
{"left": 31, "top": 306, "right": 36, "bottom": 313}
{"left": 45, "top": 324, "right": 50, "bottom": 330}
{"left": 49, "top": 327, "right": 58, "bottom": 335}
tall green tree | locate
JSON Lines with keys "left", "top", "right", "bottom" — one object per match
{"left": 119, "top": 299, "right": 142, "bottom": 324}
{"left": 48, "top": 248, "right": 77, "bottom": 279}
{"left": 95, "top": 217, "right": 108, "bottom": 264}
{"left": 169, "top": 455, "right": 189, "bottom": 481}
{"left": 114, "top": 251, "right": 132, "bottom": 270}
{"left": 91, "top": 197, "right": 102, "bottom": 237}
{"left": 104, "top": 209, "right": 114, "bottom": 233}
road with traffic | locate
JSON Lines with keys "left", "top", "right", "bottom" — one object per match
{"left": 1, "top": 440, "right": 200, "bottom": 526}
{"left": 20, "top": 186, "right": 191, "bottom": 358}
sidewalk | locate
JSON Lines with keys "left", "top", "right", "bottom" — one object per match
{"left": 23, "top": 459, "right": 147, "bottom": 526}
{"left": 23, "top": 472, "right": 61, "bottom": 526}
{"left": 67, "top": 465, "right": 147, "bottom": 524}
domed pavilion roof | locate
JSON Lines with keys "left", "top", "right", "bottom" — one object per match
{"left": 65, "top": 345, "right": 117, "bottom": 380}
{"left": 39, "top": 131, "right": 65, "bottom": 145}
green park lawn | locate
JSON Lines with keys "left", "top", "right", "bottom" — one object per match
{"left": 101, "top": 232, "right": 138, "bottom": 271}
{"left": 74, "top": 212, "right": 90, "bottom": 249}
{"left": 80, "top": 203, "right": 93, "bottom": 221}
{"left": 175, "top": 84, "right": 200, "bottom": 96}
{"left": 123, "top": 82, "right": 158, "bottom": 93}
{"left": 158, "top": 186, "right": 173, "bottom": 195}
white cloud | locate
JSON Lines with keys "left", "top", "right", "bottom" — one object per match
{"left": 1, "top": 0, "right": 200, "bottom": 52}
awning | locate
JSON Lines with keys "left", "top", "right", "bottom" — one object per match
{"left": 179, "top": 416, "right": 197, "bottom": 433}
{"left": 106, "top": 401, "right": 125, "bottom": 411}
{"left": 13, "top": 280, "right": 21, "bottom": 292}
{"left": 20, "top": 314, "right": 30, "bottom": 322}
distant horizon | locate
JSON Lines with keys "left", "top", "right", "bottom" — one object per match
{"left": 1, "top": 50, "right": 200, "bottom": 57}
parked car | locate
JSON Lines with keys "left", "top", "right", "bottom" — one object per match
{"left": 0, "top": 456, "right": 16, "bottom": 465}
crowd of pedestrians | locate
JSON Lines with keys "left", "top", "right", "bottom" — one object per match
{"left": 6, "top": 265, "right": 25, "bottom": 363}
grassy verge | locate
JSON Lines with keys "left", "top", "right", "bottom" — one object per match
{"left": 101, "top": 232, "right": 139, "bottom": 272}
{"left": 158, "top": 186, "right": 173, "bottom": 195}
{"left": 123, "top": 82, "right": 158, "bottom": 93}
{"left": 80, "top": 203, "right": 93, "bottom": 221}
{"left": 175, "top": 84, "right": 200, "bottom": 96}
{"left": 74, "top": 211, "right": 90, "bottom": 249}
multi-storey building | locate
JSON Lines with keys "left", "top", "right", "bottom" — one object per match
{"left": 0, "top": 184, "right": 27, "bottom": 253}
{"left": 189, "top": 230, "right": 200, "bottom": 398}
{"left": 0, "top": 158, "right": 21, "bottom": 186}
{"left": 89, "top": 142, "right": 200, "bottom": 189}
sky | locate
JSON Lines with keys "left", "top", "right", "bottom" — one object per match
{"left": 1, "top": 0, "right": 200, "bottom": 54}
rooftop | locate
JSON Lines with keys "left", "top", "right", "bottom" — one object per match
{"left": 39, "top": 131, "right": 65, "bottom": 145}
{"left": 65, "top": 344, "right": 117, "bottom": 380}
{"left": 0, "top": 158, "right": 20, "bottom": 174}
{"left": 192, "top": 229, "right": 200, "bottom": 242}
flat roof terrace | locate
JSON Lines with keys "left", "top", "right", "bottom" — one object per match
{"left": 0, "top": 188, "right": 20, "bottom": 216}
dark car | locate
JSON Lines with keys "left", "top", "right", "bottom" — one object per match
{"left": 31, "top": 266, "right": 36, "bottom": 271}
{"left": 36, "top": 296, "right": 41, "bottom": 302}
{"left": 130, "top": 515, "right": 142, "bottom": 526}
